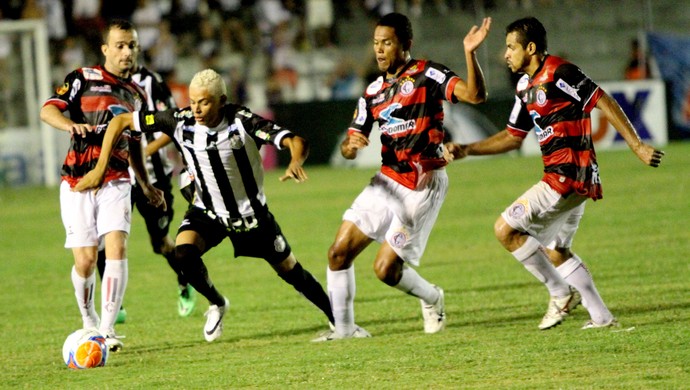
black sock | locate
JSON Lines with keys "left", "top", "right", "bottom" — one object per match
{"left": 278, "top": 262, "right": 334, "bottom": 324}
{"left": 97, "top": 250, "right": 106, "bottom": 280}
{"left": 176, "top": 244, "right": 225, "bottom": 306}
{"left": 163, "top": 249, "right": 187, "bottom": 287}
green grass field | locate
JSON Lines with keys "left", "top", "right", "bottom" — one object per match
{"left": 1, "top": 142, "right": 688, "bottom": 389}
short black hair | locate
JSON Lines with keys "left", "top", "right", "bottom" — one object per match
{"left": 102, "top": 19, "right": 136, "bottom": 44}
{"left": 506, "top": 17, "right": 548, "bottom": 54}
{"left": 377, "top": 12, "right": 413, "bottom": 51}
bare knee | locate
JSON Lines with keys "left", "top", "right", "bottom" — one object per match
{"left": 494, "top": 216, "right": 525, "bottom": 252}
{"left": 373, "top": 257, "right": 402, "bottom": 286}
{"left": 328, "top": 242, "right": 353, "bottom": 271}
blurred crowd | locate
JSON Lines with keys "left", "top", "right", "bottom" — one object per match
{"left": 0, "top": 0, "right": 509, "bottom": 111}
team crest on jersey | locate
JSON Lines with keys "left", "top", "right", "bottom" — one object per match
{"left": 366, "top": 76, "right": 384, "bottom": 95}
{"left": 536, "top": 88, "right": 547, "bottom": 106}
{"left": 228, "top": 133, "right": 244, "bottom": 149}
{"left": 389, "top": 229, "right": 409, "bottom": 249}
{"left": 82, "top": 67, "right": 104, "bottom": 80}
{"left": 56, "top": 83, "right": 69, "bottom": 95}
{"left": 425, "top": 67, "right": 446, "bottom": 84}
{"left": 508, "top": 199, "right": 529, "bottom": 219}
{"left": 399, "top": 77, "right": 415, "bottom": 96}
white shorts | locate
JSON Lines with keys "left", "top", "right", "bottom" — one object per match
{"left": 60, "top": 180, "right": 132, "bottom": 248}
{"left": 501, "top": 181, "right": 586, "bottom": 249}
{"left": 343, "top": 170, "right": 448, "bottom": 266}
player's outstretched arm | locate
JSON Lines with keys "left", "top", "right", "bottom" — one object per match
{"left": 596, "top": 92, "right": 664, "bottom": 167}
{"left": 454, "top": 17, "right": 492, "bottom": 104}
{"left": 72, "top": 113, "right": 135, "bottom": 192}
{"left": 445, "top": 129, "right": 523, "bottom": 162}
{"left": 279, "top": 135, "right": 309, "bottom": 183}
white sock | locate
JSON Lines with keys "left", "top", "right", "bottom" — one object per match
{"left": 394, "top": 265, "right": 440, "bottom": 305}
{"left": 512, "top": 236, "right": 570, "bottom": 297}
{"left": 557, "top": 255, "right": 614, "bottom": 324}
{"left": 71, "top": 266, "right": 99, "bottom": 328}
{"left": 327, "top": 266, "right": 355, "bottom": 336}
{"left": 99, "top": 259, "right": 128, "bottom": 336}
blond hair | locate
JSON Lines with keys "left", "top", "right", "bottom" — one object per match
{"left": 189, "top": 69, "right": 227, "bottom": 98}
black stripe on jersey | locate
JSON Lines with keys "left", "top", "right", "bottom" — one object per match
{"left": 232, "top": 146, "right": 266, "bottom": 216}
{"left": 205, "top": 134, "right": 242, "bottom": 219}
{"left": 181, "top": 128, "right": 216, "bottom": 215}
{"left": 146, "top": 132, "right": 168, "bottom": 186}
{"left": 185, "top": 148, "right": 215, "bottom": 214}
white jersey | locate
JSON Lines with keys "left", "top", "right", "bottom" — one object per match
{"left": 133, "top": 105, "right": 292, "bottom": 220}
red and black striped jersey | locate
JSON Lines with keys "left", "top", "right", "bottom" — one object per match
{"left": 507, "top": 55, "right": 604, "bottom": 200}
{"left": 43, "top": 65, "right": 145, "bottom": 187}
{"left": 348, "top": 59, "right": 460, "bottom": 189}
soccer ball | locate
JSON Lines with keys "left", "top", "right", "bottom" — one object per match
{"left": 62, "top": 329, "right": 108, "bottom": 369}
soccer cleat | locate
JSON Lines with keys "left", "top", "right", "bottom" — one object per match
{"left": 178, "top": 285, "right": 197, "bottom": 317}
{"left": 203, "top": 297, "right": 229, "bottom": 342}
{"left": 311, "top": 325, "right": 371, "bottom": 342}
{"left": 538, "top": 287, "right": 579, "bottom": 330}
{"left": 115, "top": 307, "right": 127, "bottom": 324}
{"left": 104, "top": 333, "right": 124, "bottom": 352}
{"left": 421, "top": 285, "right": 446, "bottom": 334}
{"left": 582, "top": 318, "right": 620, "bottom": 330}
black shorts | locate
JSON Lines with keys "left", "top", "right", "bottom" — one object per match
{"left": 178, "top": 206, "right": 292, "bottom": 265}
{"left": 131, "top": 176, "right": 174, "bottom": 248}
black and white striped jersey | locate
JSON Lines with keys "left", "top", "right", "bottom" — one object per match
{"left": 132, "top": 104, "right": 293, "bottom": 220}
{"left": 131, "top": 65, "right": 177, "bottom": 185}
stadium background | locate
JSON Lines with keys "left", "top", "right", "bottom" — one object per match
{"left": 0, "top": 0, "right": 688, "bottom": 186}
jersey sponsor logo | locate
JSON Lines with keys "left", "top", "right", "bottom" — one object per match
{"left": 536, "top": 125, "right": 554, "bottom": 142}
{"left": 90, "top": 85, "right": 112, "bottom": 93}
{"left": 366, "top": 76, "right": 384, "bottom": 95}
{"left": 108, "top": 104, "right": 130, "bottom": 116}
{"left": 529, "top": 110, "right": 554, "bottom": 142}
{"left": 379, "top": 103, "right": 416, "bottom": 135}
{"left": 355, "top": 97, "right": 367, "bottom": 125}
{"left": 425, "top": 67, "right": 446, "bottom": 84}
{"left": 556, "top": 78, "right": 581, "bottom": 101}
{"left": 82, "top": 67, "right": 104, "bottom": 80}
{"left": 56, "top": 82, "right": 69, "bottom": 95}
{"left": 400, "top": 78, "right": 415, "bottom": 96}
